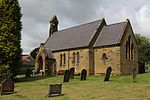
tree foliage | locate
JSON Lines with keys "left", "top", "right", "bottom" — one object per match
{"left": 0, "top": 0, "right": 22, "bottom": 75}
{"left": 30, "top": 47, "right": 39, "bottom": 59}
{"left": 135, "top": 34, "right": 150, "bottom": 63}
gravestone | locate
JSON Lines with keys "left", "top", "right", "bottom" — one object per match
{"left": 80, "top": 69, "right": 87, "bottom": 81}
{"left": 63, "top": 70, "right": 70, "bottom": 82}
{"left": 132, "top": 68, "right": 137, "bottom": 82}
{"left": 0, "top": 74, "right": 7, "bottom": 83}
{"left": 0, "top": 72, "right": 13, "bottom": 83}
{"left": 48, "top": 83, "right": 63, "bottom": 97}
{"left": 69, "top": 68, "right": 75, "bottom": 79}
{"left": 104, "top": 67, "right": 112, "bottom": 81}
{"left": 25, "top": 68, "right": 31, "bottom": 77}
{"left": 1, "top": 78, "right": 14, "bottom": 95}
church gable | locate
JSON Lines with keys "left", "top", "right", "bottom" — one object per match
{"left": 94, "top": 21, "right": 127, "bottom": 47}
{"left": 120, "top": 19, "right": 137, "bottom": 47}
{"left": 120, "top": 20, "right": 138, "bottom": 75}
{"left": 93, "top": 19, "right": 138, "bottom": 75}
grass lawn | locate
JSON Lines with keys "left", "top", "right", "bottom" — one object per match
{"left": 1, "top": 71, "right": 150, "bottom": 100}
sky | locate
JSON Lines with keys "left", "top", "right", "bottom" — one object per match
{"left": 19, "top": 0, "right": 150, "bottom": 54}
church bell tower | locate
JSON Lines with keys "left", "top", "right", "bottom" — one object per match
{"left": 49, "top": 15, "right": 58, "bottom": 37}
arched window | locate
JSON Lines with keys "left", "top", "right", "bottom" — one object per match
{"left": 126, "top": 35, "right": 131, "bottom": 60}
{"left": 101, "top": 53, "right": 108, "bottom": 64}
{"left": 128, "top": 36, "right": 131, "bottom": 59}
{"left": 131, "top": 43, "right": 134, "bottom": 60}
{"left": 63, "top": 53, "right": 66, "bottom": 65}
{"left": 60, "top": 54, "right": 62, "bottom": 67}
{"left": 102, "top": 53, "right": 108, "bottom": 60}
{"left": 77, "top": 52, "right": 80, "bottom": 64}
{"left": 126, "top": 41, "right": 128, "bottom": 59}
{"left": 72, "top": 52, "right": 76, "bottom": 64}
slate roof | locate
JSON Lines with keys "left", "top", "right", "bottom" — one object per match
{"left": 44, "top": 48, "right": 55, "bottom": 59}
{"left": 22, "top": 55, "right": 35, "bottom": 66}
{"left": 94, "top": 21, "right": 127, "bottom": 47}
{"left": 44, "top": 19, "right": 103, "bottom": 51}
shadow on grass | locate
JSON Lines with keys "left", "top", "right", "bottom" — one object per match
{"left": 14, "top": 75, "right": 56, "bottom": 83}
{"left": 1, "top": 91, "right": 18, "bottom": 96}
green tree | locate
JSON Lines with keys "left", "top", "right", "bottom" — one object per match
{"left": 30, "top": 47, "right": 39, "bottom": 59}
{"left": 135, "top": 34, "right": 150, "bottom": 63}
{"left": 0, "top": 0, "right": 22, "bottom": 76}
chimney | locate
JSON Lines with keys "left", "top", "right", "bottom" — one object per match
{"left": 49, "top": 15, "right": 58, "bottom": 37}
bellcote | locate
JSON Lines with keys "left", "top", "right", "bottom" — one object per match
{"left": 49, "top": 15, "right": 58, "bottom": 37}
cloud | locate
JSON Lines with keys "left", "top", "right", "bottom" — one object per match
{"left": 137, "top": 5, "right": 150, "bottom": 36}
{"left": 19, "top": 0, "right": 150, "bottom": 54}
{"left": 19, "top": 0, "right": 102, "bottom": 54}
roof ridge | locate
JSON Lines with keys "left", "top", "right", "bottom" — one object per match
{"left": 106, "top": 21, "right": 127, "bottom": 27}
{"left": 53, "top": 19, "right": 103, "bottom": 33}
{"left": 44, "top": 19, "right": 103, "bottom": 45}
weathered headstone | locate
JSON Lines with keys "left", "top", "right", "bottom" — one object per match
{"left": 63, "top": 70, "right": 70, "bottom": 82}
{"left": 132, "top": 68, "right": 137, "bottom": 82}
{"left": 0, "top": 71, "right": 13, "bottom": 83}
{"left": 25, "top": 68, "right": 31, "bottom": 77}
{"left": 48, "top": 83, "right": 63, "bottom": 97}
{"left": 80, "top": 69, "right": 87, "bottom": 81}
{"left": 0, "top": 74, "right": 7, "bottom": 83}
{"left": 69, "top": 67, "right": 75, "bottom": 79}
{"left": 104, "top": 67, "right": 112, "bottom": 81}
{"left": 1, "top": 78, "right": 14, "bottom": 95}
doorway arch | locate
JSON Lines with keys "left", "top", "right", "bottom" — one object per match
{"left": 34, "top": 47, "right": 55, "bottom": 75}
{"left": 38, "top": 56, "right": 43, "bottom": 72}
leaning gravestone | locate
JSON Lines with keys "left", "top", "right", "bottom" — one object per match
{"left": 48, "top": 83, "right": 63, "bottom": 97}
{"left": 132, "top": 68, "right": 137, "bottom": 82}
{"left": 80, "top": 69, "right": 87, "bottom": 81}
{"left": 69, "top": 67, "right": 75, "bottom": 79}
{"left": 104, "top": 67, "right": 112, "bottom": 81}
{"left": 1, "top": 78, "right": 14, "bottom": 95}
{"left": 63, "top": 70, "right": 70, "bottom": 82}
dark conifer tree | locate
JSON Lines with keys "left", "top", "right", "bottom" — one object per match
{"left": 0, "top": 0, "right": 22, "bottom": 76}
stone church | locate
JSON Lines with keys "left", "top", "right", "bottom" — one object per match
{"left": 34, "top": 16, "right": 138, "bottom": 76}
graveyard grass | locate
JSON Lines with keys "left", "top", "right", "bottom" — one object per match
{"left": 1, "top": 71, "right": 150, "bottom": 100}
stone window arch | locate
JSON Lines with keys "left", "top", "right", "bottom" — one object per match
{"left": 77, "top": 52, "right": 80, "bottom": 64}
{"left": 126, "top": 35, "right": 131, "bottom": 60}
{"left": 128, "top": 36, "right": 131, "bottom": 59}
{"left": 101, "top": 53, "right": 108, "bottom": 64}
{"left": 102, "top": 53, "right": 108, "bottom": 60}
{"left": 60, "top": 54, "right": 63, "bottom": 67}
{"left": 72, "top": 52, "right": 76, "bottom": 64}
{"left": 131, "top": 43, "right": 134, "bottom": 60}
{"left": 126, "top": 41, "right": 128, "bottom": 59}
{"left": 63, "top": 53, "right": 66, "bottom": 65}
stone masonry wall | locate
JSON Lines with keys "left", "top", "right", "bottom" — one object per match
{"left": 54, "top": 48, "right": 90, "bottom": 75}
{"left": 120, "top": 25, "right": 138, "bottom": 75}
{"left": 94, "top": 46, "right": 121, "bottom": 75}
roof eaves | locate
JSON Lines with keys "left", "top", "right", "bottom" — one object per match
{"left": 93, "top": 43, "right": 120, "bottom": 48}
{"left": 52, "top": 45, "right": 89, "bottom": 52}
